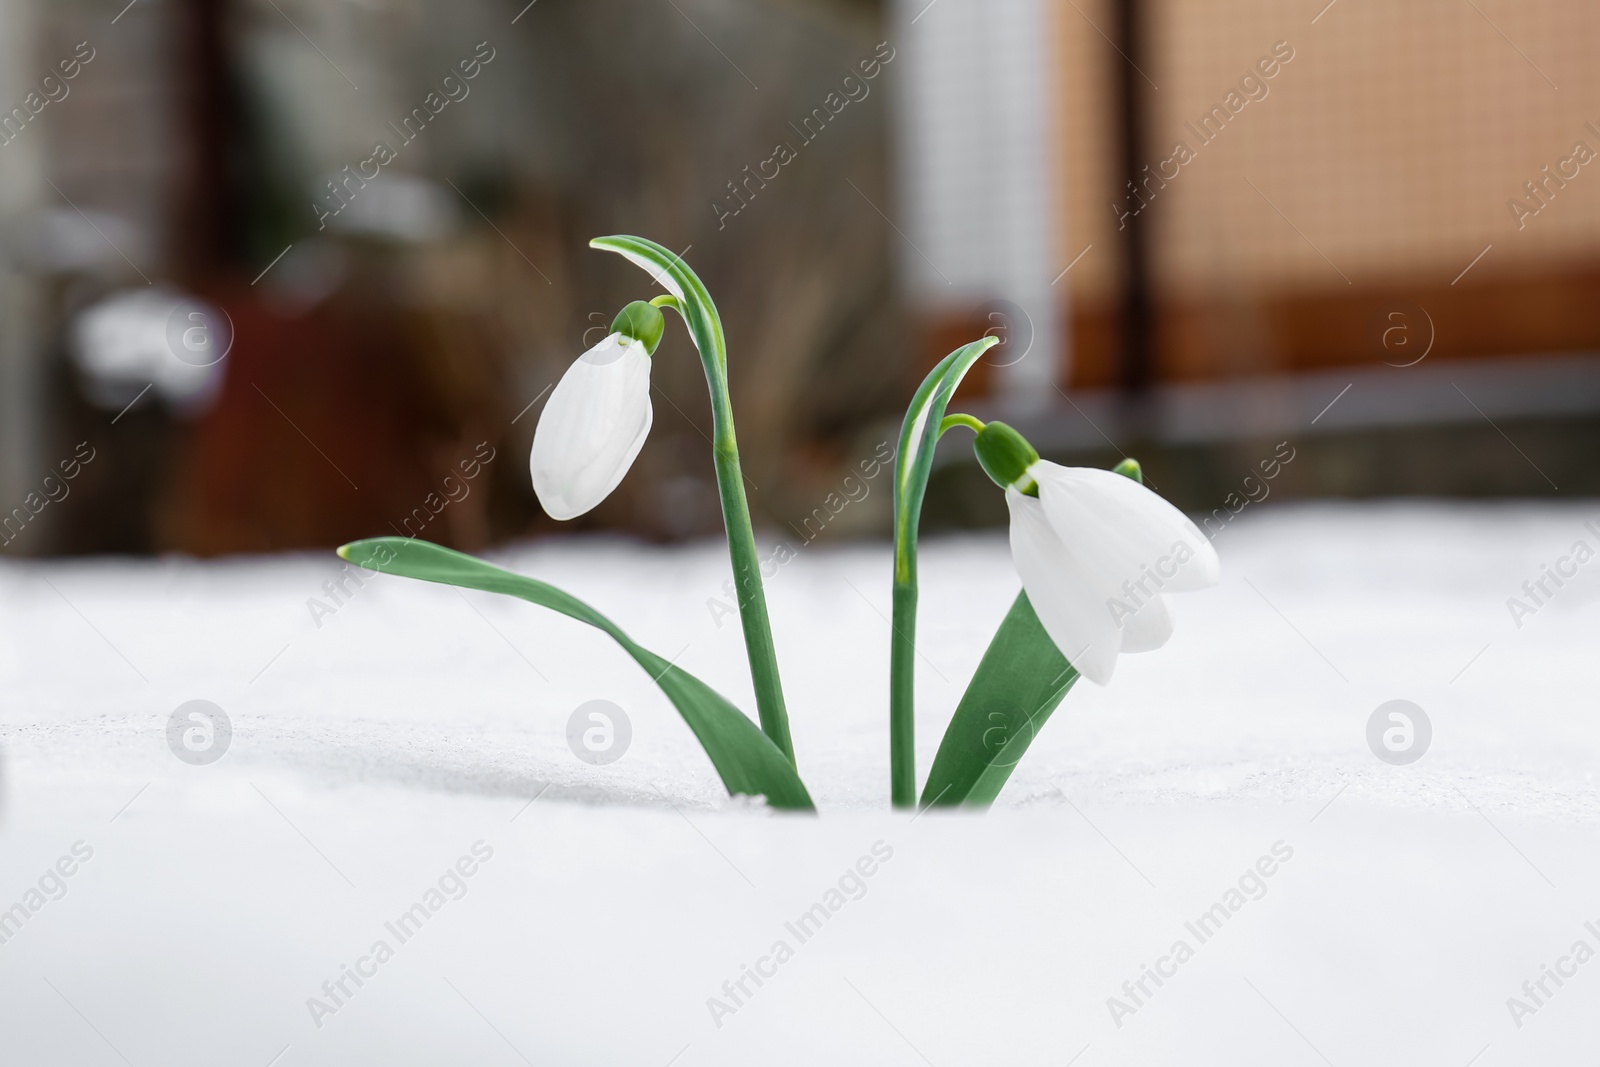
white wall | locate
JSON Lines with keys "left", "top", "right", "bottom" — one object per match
{"left": 889, "top": 0, "right": 1066, "bottom": 414}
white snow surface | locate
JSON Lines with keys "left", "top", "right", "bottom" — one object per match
{"left": 2, "top": 501, "right": 1598, "bottom": 1065}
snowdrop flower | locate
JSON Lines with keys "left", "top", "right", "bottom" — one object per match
{"left": 531, "top": 301, "right": 664, "bottom": 520}
{"left": 973, "top": 420, "right": 1219, "bottom": 685}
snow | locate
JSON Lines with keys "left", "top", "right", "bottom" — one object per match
{"left": 1, "top": 501, "right": 1597, "bottom": 1065}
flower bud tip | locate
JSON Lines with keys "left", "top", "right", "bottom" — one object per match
{"left": 1111, "top": 458, "right": 1144, "bottom": 484}
{"left": 611, "top": 300, "right": 665, "bottom": 355}
{"left": 973, "top": 421, "right": 1041, "bottom": 495}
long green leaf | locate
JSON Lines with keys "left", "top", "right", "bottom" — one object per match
{"left": 920, "top": 460, "right": 1143, "bottom": 807}
{"left": 920, "top": 592, "right": 1078, "bottom": 807}
{"left": 888, "top": 338, "right": 998, "bottom": 806}
{"left": 338, "top": 537, "right": 814, "bottom": 810}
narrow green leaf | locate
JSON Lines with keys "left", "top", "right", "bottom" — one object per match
{"left": 920, "top": 592, "right": 1078, "bottom": 807}
{"left": 589, "top": 235, "right": 726, "bottom": 370}
{"left": 888, "top": 337, "right": 998, "bottom": 807}
{"left": 892, "top": 338, "right": 999, "bottom": 584}
{"left": 338, "top": 538, "right": 814, "bottom": 811}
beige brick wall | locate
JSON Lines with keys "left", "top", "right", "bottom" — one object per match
{"left": 1056, "top": 0, "right": 1600, "bottom": 301}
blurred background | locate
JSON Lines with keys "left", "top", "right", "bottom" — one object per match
{"left": 0, "top": 0, "right": 1594, "bottom": 557}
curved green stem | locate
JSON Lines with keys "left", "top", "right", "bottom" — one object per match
{"left": 889, "top": 339, "right": 997, "bottom": 807}
{"left": 591, "top": 237, "right": 795, "bottom": 765}
{"left": 939, "top": 413, "right": 986, "bottom": 437}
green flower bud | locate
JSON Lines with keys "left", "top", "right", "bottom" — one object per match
{"left": 973, "top": 421, "right": 1040, "bottom": 496}
{"left": 1111, "top": 457, "right": 1143, "bottom": 484}
{"left": 611, "top": 300, "right": 665, "bottom": 355}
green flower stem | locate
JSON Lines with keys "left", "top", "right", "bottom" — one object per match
{"left": 890, "top": 573, "right": 918, "bottom": 807}
{"left": 591, "top": 237, "right": 795, "bottom": 765}
{"left": 891, "top": 412, "right": 983, "bottom": 805}
{"left": 702, "top": 353, "right": 795, "bottom": 765}
{"left": 938, "top": 412, "right": 986, "bottom": 436}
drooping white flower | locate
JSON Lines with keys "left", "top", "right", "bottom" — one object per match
{"left": 530, "top": 331, "right": 653, "bottom": 520}
{"left": 1006, "top": 461, "right": 1219, "bottom": 685}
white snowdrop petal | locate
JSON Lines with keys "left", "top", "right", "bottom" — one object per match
{"left": 1007, "top": 489, "right": 1122, "bottom": 685}
{"left": 1034, "top": 462, "right": 1220, "bottom": 593}
{"left": 1117, "top": 594, "right": 1173, "bottom": 653}
{"left": 530, "top": 334, "right": 654, "bottom": 520}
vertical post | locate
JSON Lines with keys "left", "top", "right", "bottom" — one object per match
{"left": 1113, "top": 0, "right": 1155, "bottom": 399}
{"left": 178, "top": 0, "right": 242, "bottom": 277}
